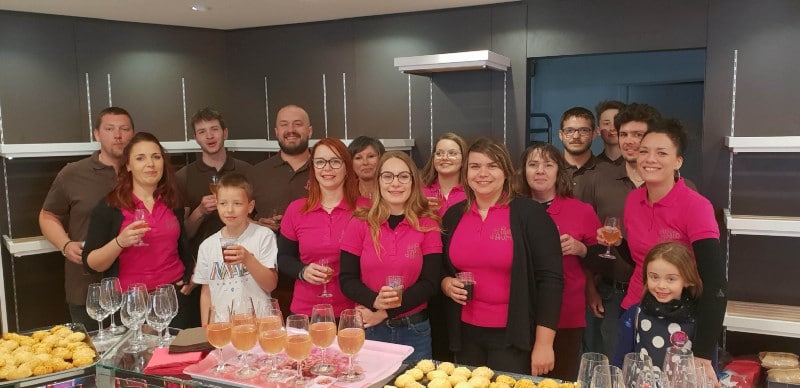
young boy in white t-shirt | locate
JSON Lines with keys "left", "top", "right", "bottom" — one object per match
{"left": 193, "top": 173, "right": 278, "bottom": 324}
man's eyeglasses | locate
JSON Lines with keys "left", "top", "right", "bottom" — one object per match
{"left": 434, "top": 150, "right": 462, "bottom": 159}
{"left": 379, "top": 171, "right": 412, "bottom": 184}
{"left": 561, "top": 127, "right": 593, "bottom": 137}
{"left": 312, "top": 158, "right": 343, "bottom": 169}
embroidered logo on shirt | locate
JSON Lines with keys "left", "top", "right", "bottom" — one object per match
{"left": 209, "top": 262, "right": 251, "bottom": 280}
{"left": 405, "top": 243, "right": 421, "bottom": 259}
{"left": 490, "top": 227, "right": 512, "bottom": 241}
{"left": 658, "top": 228, "right": 682, "bottom": 242}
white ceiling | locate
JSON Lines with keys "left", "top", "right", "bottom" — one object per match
{"left": 0, "top": 0, "right": 517, "bottom": 30}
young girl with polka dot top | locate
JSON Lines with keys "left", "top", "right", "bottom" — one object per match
{"left": 613, "top": 242, "right": 703, "bottom": 370}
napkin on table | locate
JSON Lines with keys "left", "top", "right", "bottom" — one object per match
{"left": 168, "top": 327, "right": 215, "bottom": 354}
{"left": 143, "top": 347, "right": 205, "bottom": 375}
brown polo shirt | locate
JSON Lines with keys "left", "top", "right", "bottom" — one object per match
{"left": 596, "top": 151, "right": 624, "bottom": 166}
{"left": 565, "top": 153, "right": 600, "bottom": 203}
{"left": 176, "top": 155, "right": 253, "bottom": 254}
{"left": 247, "top": 153, "right": 310, "bottom": 220}
{"left": 42, "top": 151, "right": 116, "bottom": 305}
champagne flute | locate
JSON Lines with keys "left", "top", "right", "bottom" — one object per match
{"left": 210, "top": 174, "right": 220, "bottom": 195}
{"left": 599, "top": 216, "right": 621, "bottom": 259}
{"left": 577, "top": 352, "right": 609, "bottom": 388}
{"left": 590, "top": 364, "right": 624, "bottom": 388}
{"left": 258, "top": 303, "right": 288, "bottom": 382}
{"left": 100, "top": 277, "right": 126, "bottom": 335}
{"left": 286, "top": 314, "right": 313, "bottom": 386}
{"left": 337, "top": 308, "right": 366, "bottom": 382}
{"left": 318, "top": 258, "right": 333, "bottom": 298}
{"left": 310, "top": 304, "right": 336, "bottom": 376}
{"left": 86, "top": 283, "right": 111, "bottom": 342}
{"left": 622, "top": 352, "right": 653, "bottom": 387}
{"left": 155, "top": 284, "right": 179, "bottom": 343}
{"left": 133, "top": 208, "right": 149, "bottom": 246}
{"left": 206, "top": 304, "right": 234, "bottom": 374}
{"left": 231, "top": 297, "right": 259, "bottom": 379}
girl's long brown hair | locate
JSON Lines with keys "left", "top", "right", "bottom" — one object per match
{"left": 302, "top": 137, "right": 359, "bottom": 213}
{"left": 354, "top": 151, "right": 440, "bottom": 258}
{"left": 106, "top": 132, "right": 181, "bottom": 210}
{"left": 421, "top": 132, "right": 468, "bottom": 187}
{"left": 462, "top": 137, "right": 516, "bottom": 212}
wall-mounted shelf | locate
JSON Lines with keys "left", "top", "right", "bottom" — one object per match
{"left": 394, "top": 50, "right": 510, "bottom": 74}
{"left": 725, "top": 136, "right": 800, "bottom": 153}
{"left": 0, "top": 138, "right": 415, "bottom": 159}
{"left": 724, "top": 209, "right": 800, "bottom": 237}
{"left": 724, "top": 300, "right": 800, "bottom": 338}
{"left": 2, "top": 235, "right": 57, "bottom": 257}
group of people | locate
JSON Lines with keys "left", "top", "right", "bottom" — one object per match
{"left": 40, "top": 101, "right": 725, "bottom": 384}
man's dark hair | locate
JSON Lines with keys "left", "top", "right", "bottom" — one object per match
{"left": 614, "top": 103, "right": 662, "bottom": 131}
{"left": 191, "top": 107, "right": 226, "bottom": 131}
{"left": 93, "top": 107, "right": 134, "bottom": 130}
{"left": 595, "top": 100, "right": 626, "bottom": 119}
{"left": 560, "top": 107, "right": 595, "bottom": 129}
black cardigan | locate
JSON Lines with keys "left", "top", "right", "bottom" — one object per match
{"left": 441, "top": 197, "right": 564, "bottom": 353}
{"left": 81, "top": 199, "right": 195, "bottom": 284}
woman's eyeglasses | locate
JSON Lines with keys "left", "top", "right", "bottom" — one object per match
{"left": 379, "top": 171, "right": 412, "bottom": 184}
{"left": 312, "top": 158, "right": 343, "bottom": 169}
{"left": 434, "top": 150, "right": 461, "bottom": 159}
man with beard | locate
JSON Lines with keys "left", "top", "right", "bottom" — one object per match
{"left": 248, "top": 104, "right": 312, "bottom": 316}
{"left": 558, "top": 107, "right": 599, "bottom": 201}
{"left": 594, "top": 100, "right": 626, "bottom": 165}
{"left": 178, "top": 107, "right": 252, "bottom": 255}
{"left": 39, "top": 107, "right": 134, "bottom": 330}
{"left": 580, "top": 103, "right": 663, "bottom": 358}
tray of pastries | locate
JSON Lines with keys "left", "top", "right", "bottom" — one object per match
{"left": 390, "top": 360, "right": 578, "bottom": 388}
{"left": 0, "top": 323, "right": 99, "bottom": 385}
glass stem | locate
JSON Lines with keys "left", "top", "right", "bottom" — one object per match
{"left": 217, "top": 349, "right": 225, "bottom": 369}
{"left": 109, "top": 313, "right": 117, "bottom": 328}
{"left": 321, "top": 347, "right": 326, "bottom": 364}
{"left": 348, "top": 354, "right": 354, "bottom": 374}
{"left": 97, "top": 320, "right": 104, "bottom": 337}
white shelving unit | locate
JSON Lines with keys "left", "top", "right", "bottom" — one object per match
{"left": 724, "top": 135, "right": 800, "bottom": 337}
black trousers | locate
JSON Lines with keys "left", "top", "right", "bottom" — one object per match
{"left": 455, "top": 322, "right": 531, "bottom": 374}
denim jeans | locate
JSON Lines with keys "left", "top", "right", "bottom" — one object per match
{"left": 366, "top": 318, "right": 432, "bottom": 364}
{"left": 582, "top": 280, "right": 626, "bottom": 359}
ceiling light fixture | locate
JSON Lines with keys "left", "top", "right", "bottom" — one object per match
{"left": 191, "top": 5, "right": 209, "bottom": 12}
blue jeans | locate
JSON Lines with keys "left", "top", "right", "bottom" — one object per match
{"left": 366, "top": 318, "right": 432, "bottom": 364}
{"left": 582, "top": 280, "right": 626, "bottom": 359}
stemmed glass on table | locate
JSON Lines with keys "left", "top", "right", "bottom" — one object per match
{"left": 100, "top": 277, "right": 126, "bottom": 335}
{"left": 257, "top": 299, "right": 288, "bottom": 382}
{"left": 577, "top": 352, "right": 609, "bottom": 388}
{"left": 663, "top": 346, "right": 698, "bottom": 387}
{"left": 590, "top": 364, "right": 624, "bottom": 388}
{"left": 147, "top": 290, "right": 171, "bottom": 348}
{"left": 155, "top": 284, "right": 179, "bottom": 343}
{"left": 622, "top": 352, "right": 653, "bottom": 387}
{"left": 86, "top": 283, "right": 112, "bottom": 342}
{"left": 133, "top": 208, "right": 149, "bottom": 246}
{"left": 310, "top": 304, "right": 336, "bottom": 376}
{"left": 599, "top": 216, "right": 621, "bottom": 259}
{"left": 206, "top": 304, "right": 234, "bottom": 374}
{"left": 318, "top": 258, "right": 333, "bottom": 298}
{"left": 285, "top": 314, "right": 313, "bottom": 386}
{"left": 119, "top": 287, "right": 148, "bottom": 353}
{"left": 337, "top": 308, "right": 366, "bottom": 383}
{"left": 231, "top": 297, "right": 259, "bottom": 379}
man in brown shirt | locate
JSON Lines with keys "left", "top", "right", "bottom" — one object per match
{"left": 177, "top": 107, "right": 252, "bottom": 256}
{"left": 559, "top": 106, "right": 599, "bottom": 201}
{"left": 39, "top": 107, "right": 135, "bottom": 330}
{"left": 247, "top": 104, "right": 312, "bottom": 316}
{"left": 594, "top": 100, "right": 626, "bottom": 166}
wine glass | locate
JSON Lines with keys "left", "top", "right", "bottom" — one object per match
{"left": 210, "top": 174, "right": 220, "bottom": 195}
{"left": 155, "top": 284, "right": 179, "bottom": 343}
{"left": 622, "top": 352, "right": 653, "bottom": 387}
{"left": 590, "top": 364, "right": 624, "bottom": 388}
{"left": 310, "top": 304, "right": 336, "bottom": 376}
{"left": 258, "top": 302, "right": 288, "bottom": 382}
{"left": 231, "top": 297, "right": 259, "bottom": 379}
{"left": 127, "top": 283, "right": 150, "bottom": 346}
{"left": 663, "top": 346, "right": 697, "bottom": 387}
{"left": 577, "top": 352, "right": 609, "bottom": 388}
{"left": 100, "top": 277, "right": 126, "bottom": 335}
{"left": 133, "top": 208, "right": 149, "bottom": 246}
{"left": 206, "top": 304, "right": 234, "bottom": 374}
{"left": 337, "top": 308, "right": 366, "bottom": 383}
{"left": 119, "top": 290, "right": 148, "bottom": 353}
{"left": 147, "top": 290, "right": 170, "bottom": 347}
{"left": 86, "top": 283, "right": 111, "bottom": 342}
{"left": 318, "top": 258, "right": 333, "bottom": 298}
{"left": 285, "top": 314, "right": 313, "bottom": 386}
{"left": 599, "top": 216, "right": 620, "bottom": 259}
{"left": 255, "top": 297, "right": 283, "bottom": 367}
{"left": 636, "top": 369, "right": 670, "bottom": 388}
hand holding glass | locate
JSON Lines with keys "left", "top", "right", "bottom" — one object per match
{"left": 132, "top": 208, "right": 149, "bottom": 246}
{"left": 318, "top": 258, "right": 333, "bottom": 298}
{"left": 599, "top": 217, "right": 621, "bottom": 259}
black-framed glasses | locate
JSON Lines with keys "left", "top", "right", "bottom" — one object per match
{"left": 312, "top": 158, "right": 343, "bottom": 169}
{"left": 434, "top": 150, "right": 462, "bottom": 159}
{"left": 561, "top": 127, "right": 593, "bottom": 136}
{"left": 379, "top": 171, "right": 412, "bottom": 184}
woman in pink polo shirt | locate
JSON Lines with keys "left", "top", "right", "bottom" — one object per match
{"left": 339, "top": 151, "right": 442, "bottom": 363}
{"left": 83, "top": 132, "right": 199, "bottom": 328}
{"left": 597, "top": 119, "right": 725, "bottom": 385}
{"left": 421, "top": 132, "right": 468, "bottom": 216}
{"left": 277, "top": 137, "right": 361, "bottom": 317}
{"left": 440, "top": 137, "right": 563, "bottom": 375}
{"left": 516, "top": 143, "right": 601, "bottom": 381}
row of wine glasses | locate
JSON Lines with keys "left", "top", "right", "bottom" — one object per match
{"left": 206, "top": 298, "right": 366, "bottom": 384}
{"left": 578, "top": 349, "right": 714, "bottom": 388}
{"left": 87, "top": 277, "right": 127, "bottom": 341}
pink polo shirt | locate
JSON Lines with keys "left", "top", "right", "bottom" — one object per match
{"left": 622, "top": 178, "right": 719, "bottom": 309}
{"left": 449, "top": 202, "right": 513, "bottom": 328}
{"left": 545, "top": 196, "right": 600, "bottom": 329}
{"left": 280, "top": 197, "right": 361, "bottom": 316}
{"left": 340, "top": 216, "right": 442, "bottom": 317}
{"left": 423, "top": 182, "right": 467, "bottom": 216}
{"left": 118, "top": 196, "right": 185, "bottom": 291}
